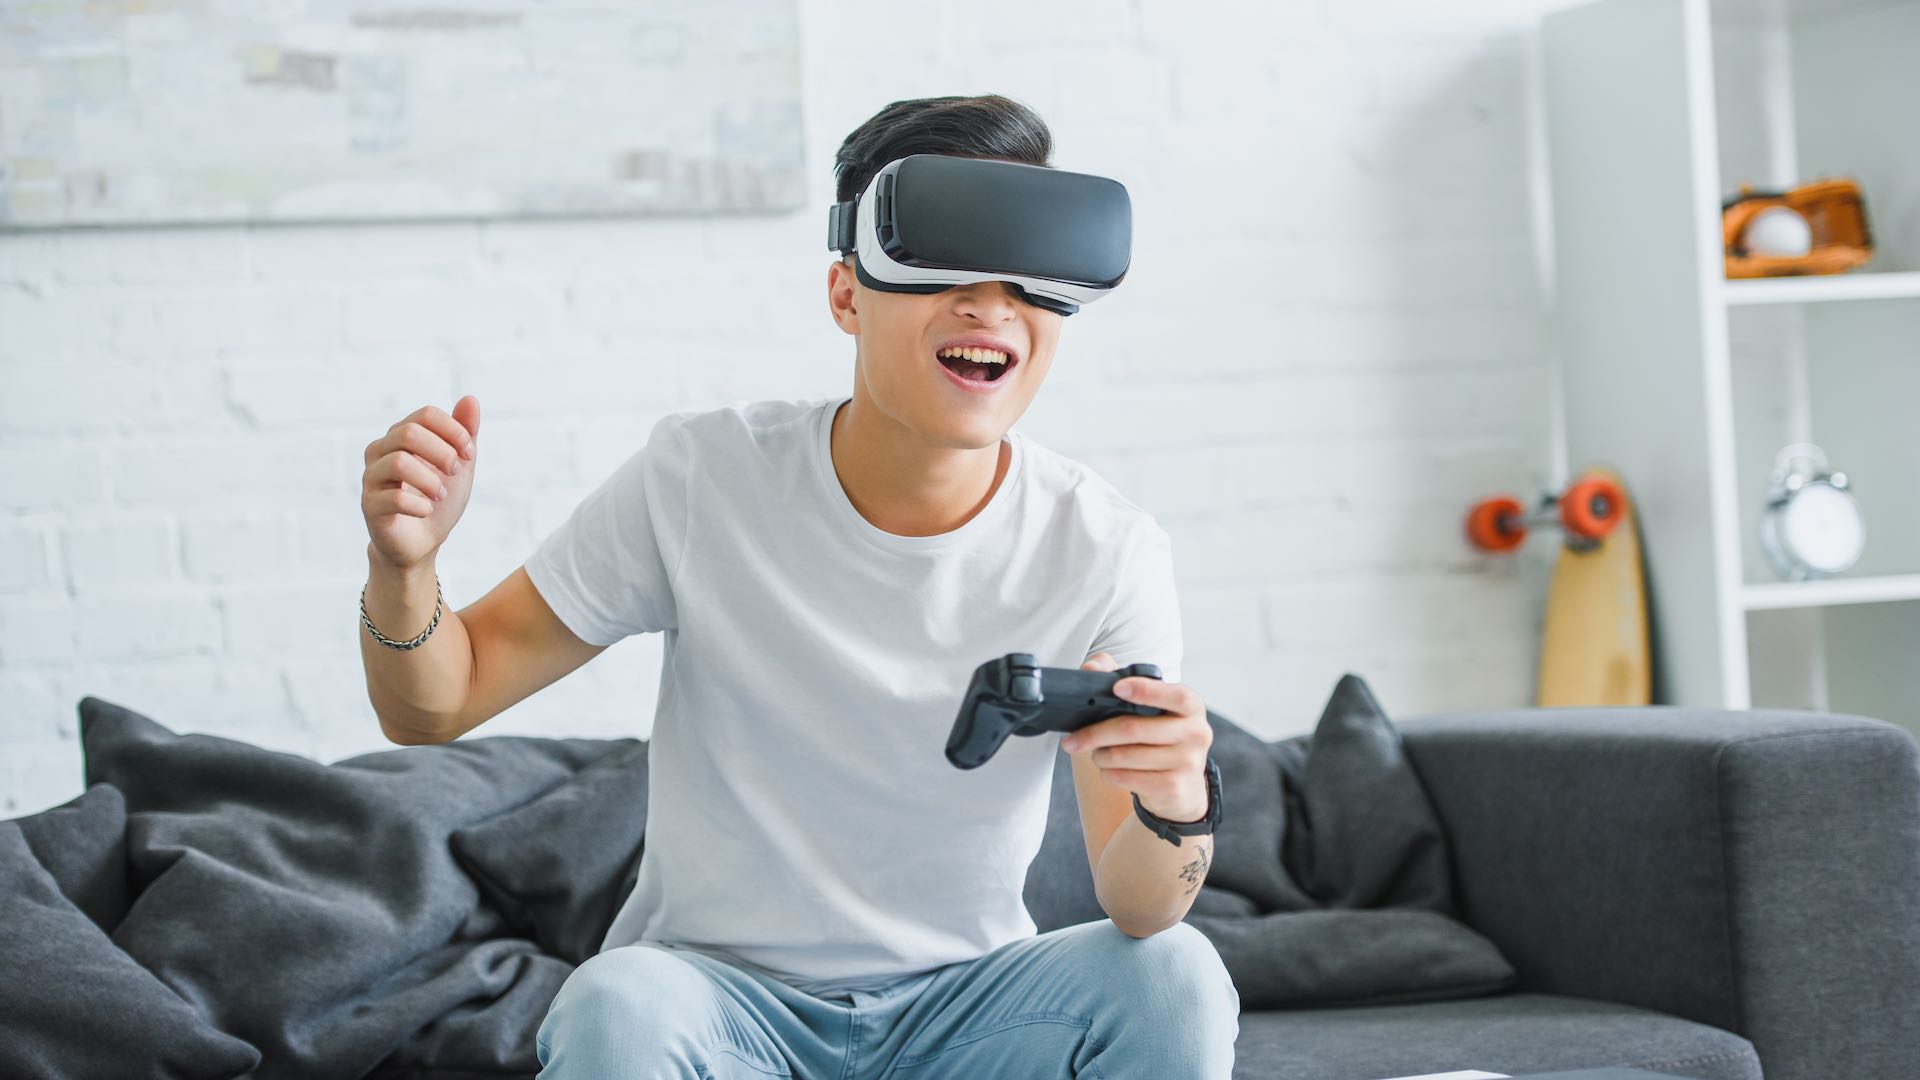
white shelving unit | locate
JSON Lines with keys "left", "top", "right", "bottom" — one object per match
{"left": 1541, "top": 0, "right": 1920, "bottom": 736}
{"left": 1742, "top": 573, "right": 1920, "bottom": 611}
{"left": 1722, "top": 270, "right": 1920, "bottom": 305}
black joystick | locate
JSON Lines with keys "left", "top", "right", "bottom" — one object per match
{"left": 947, "top": 652, "right": 1167, "bottom": 769}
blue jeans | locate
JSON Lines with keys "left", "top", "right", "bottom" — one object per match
{"left": 535, "top": 918, "right": 1240, "bottom": 1079}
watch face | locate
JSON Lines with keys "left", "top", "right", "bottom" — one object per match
{"left": 1780, "top": 484, "right": 1865, "bottom": 573}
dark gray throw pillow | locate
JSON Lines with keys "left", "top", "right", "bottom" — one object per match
{"left": 1023, "top": 673, "right": 1516, "bottom": 1010}
{"left": 77, "top": 695, "right": 615, "bottom": 1079}
{"left": 0, "top": 821, "right": 261, "bottom": 1079}
{"left": 13, "top": 781, "right": 131, "bottom": 931}
{"left": 1184, "top": 907, "right": 1518, "bottom": 1008}
{"left": 451, "top": 738, "right": 650, "bottom": 965}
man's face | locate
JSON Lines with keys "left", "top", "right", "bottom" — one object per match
{"left": 827, "top": 256, "right": 1062, "bottom": 450}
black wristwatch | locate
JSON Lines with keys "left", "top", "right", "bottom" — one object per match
{"left": 1131, "top": 756, "right": 1223, "bottom": 846}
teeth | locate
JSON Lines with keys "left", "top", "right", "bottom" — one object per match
{"left": 937, "top": 346, "right": 1009, "bottom": 364}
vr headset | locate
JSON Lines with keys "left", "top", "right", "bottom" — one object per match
{"left": 827, "top": 154, "right": 1131, "bottom": 316}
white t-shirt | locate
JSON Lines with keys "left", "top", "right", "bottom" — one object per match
{"left": 522, "top": 393, "right": 1183, "bottom": 995}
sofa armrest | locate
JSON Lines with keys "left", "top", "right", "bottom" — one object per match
{"left": 1398, "top": 706, "right": 1920, "bottom": 1080}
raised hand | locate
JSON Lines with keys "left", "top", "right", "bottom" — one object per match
{"left": 361, "top": 395, "right": 481, "bottom": 572}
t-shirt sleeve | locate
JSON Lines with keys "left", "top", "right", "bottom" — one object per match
{"left": 1087, "top": 520, "right": 1184, "bottom": 684}
{"left": 522, "top": 414, "right": 690, "bottom": 647}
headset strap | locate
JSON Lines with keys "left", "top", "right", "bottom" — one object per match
{"left": 827, "top": 199, "right": 858, "bottom": 254}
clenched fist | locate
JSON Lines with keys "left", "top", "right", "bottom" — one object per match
{"left": 362, "top": 395, "right": 480, "bottom": 572}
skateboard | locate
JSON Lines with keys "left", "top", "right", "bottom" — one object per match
{"left": 1467, "top": 466, "right": 1652, "bottom": 707}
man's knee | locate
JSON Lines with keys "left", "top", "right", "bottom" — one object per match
{"left": 1058, "top": 920, "right": 1238, "bottom": 1076}
{"left": 1093, "top": 920, "right": 1240, "bottom": 1017}
{"left": 539, "top": 946, "right": 726, "bottom": 1065}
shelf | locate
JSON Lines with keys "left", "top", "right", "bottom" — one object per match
{"left": 1742, "top": 573, "right": 1920, "bottom": 610}
{"left": 1713, "top": 0, "right": 1920, "bottom": 28}
{"left": 1722, "top": 272, "right": 1920, "bottom": 306}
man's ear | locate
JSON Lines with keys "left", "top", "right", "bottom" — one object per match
{"left": 827, "top": 257, "right": 859, "bottom": 335}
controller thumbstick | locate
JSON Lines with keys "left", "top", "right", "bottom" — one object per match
{"left": 1011, "top": 672, "right": 1041, "bottom": 704}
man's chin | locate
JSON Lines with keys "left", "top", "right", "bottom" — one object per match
{"left": 919, "top": 412, "right": 1009, "bottom": 452}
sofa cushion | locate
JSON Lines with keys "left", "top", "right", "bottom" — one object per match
{"left": 0, "top": 819, "right": 261, "bottom": 1079}
{"left": 1231, "top": 991, "right": 1762, "bottom": 1080}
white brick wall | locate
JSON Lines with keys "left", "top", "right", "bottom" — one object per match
{"left": 0, "top": 0, "right": 1566, "bottom": 816}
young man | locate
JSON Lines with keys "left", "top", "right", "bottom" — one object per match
{"left": 357, "top": 94, "right": 1238, "bottom": 1078}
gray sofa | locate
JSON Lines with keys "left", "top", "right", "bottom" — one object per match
{"left": 6, "top": 698, "right": 1916, "bottom": 1080}
{"left": 1233, "top": 705, "right": 1920, "bottom": 1080}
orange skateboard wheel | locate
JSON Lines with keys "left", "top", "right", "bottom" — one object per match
{"left": 1467, "top": 496, "right": 1527, "bottom": 553}
{"left": 1559, "top": 476, "right": 1624, "bottom": 542}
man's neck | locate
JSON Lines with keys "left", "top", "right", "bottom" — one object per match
{"left": 828, "top": 392, "right": 1009, "bottom": 538}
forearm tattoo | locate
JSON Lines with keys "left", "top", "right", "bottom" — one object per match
{"left": 1176, "top": 842, "right": 1211, "bottom": 896}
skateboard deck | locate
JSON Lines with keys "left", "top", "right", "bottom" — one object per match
{"left": 1536, "top": 466, "right": 1651, "bottom": 707}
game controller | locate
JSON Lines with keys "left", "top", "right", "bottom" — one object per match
{"left": 946, "top": 652, "right": 1167, "bottom": 769}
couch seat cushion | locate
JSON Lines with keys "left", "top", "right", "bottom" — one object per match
{"left": 1233, "top": 992, "right": 1761, "bottom": 1080}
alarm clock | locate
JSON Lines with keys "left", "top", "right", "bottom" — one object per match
{"left": 1758, "top": 443, "right": 1864, "bottom": 581}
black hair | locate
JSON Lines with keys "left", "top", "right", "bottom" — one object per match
{"left": 832, "top": 94, "right": 1053, "bottom": 205}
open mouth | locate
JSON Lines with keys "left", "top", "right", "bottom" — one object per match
{"left": 936, "top": 345, "right": 1016, "bottom": 384}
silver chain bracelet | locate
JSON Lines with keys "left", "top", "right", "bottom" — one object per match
{"left": 360, "top": 574, "right": 444, "bottom": 650}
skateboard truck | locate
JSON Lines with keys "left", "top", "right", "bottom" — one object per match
{"left": 1467, "top": 474, "right": 1627, "bottom": 555}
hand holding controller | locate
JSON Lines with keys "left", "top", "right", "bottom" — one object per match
{"left": 946, "top": 652, "right": 1167, "bottom": 769}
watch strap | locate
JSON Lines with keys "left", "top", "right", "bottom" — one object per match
{"left": 1131, "top": 756, "right": 1222, "bottom": 846}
